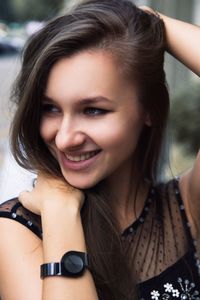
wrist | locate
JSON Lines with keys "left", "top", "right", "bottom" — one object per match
{"left": 40, "top": 196, "right": 81, "bottom": 217}
{"left": 41, "top": 202, "right": 81, "bottom": 234}
{"left": 41, "top": 206, "right": 86, "bottom": 261}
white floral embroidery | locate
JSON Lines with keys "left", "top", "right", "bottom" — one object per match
{"left": 151, "top": 290, "right": 160, "bottom": 300}
{"left": 164, "top": 283, "right": 173, "bottom": 293}
{"left": 142, "top": 278, "right": 200, "bottom": 300}
{"left": 172, "top": 289, "right": 179, "bottom": 298}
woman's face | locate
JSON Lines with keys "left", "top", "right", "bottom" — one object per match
{"left": 40, "top": 50, "right": 148, "bottom": 189}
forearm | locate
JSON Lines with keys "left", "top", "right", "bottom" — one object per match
{"left": 41, "top": 204, "right": 99, "bottom": 300}
{"left": 161, "top": 14, "right": 200, "bottom": 76}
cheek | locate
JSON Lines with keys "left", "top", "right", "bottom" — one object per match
{"left": 40, "top": 118, "right": 58, "bottom": 144}
{"left": 91, "top": 116, "right": 144, "bottom": 151}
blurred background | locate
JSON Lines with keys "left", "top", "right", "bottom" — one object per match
{"left": 0, "top": 0, "right": 199, "bottom": 202}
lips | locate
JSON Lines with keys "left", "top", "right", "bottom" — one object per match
{"left": 60, "top": 149, "right": 102, "bottom": 171}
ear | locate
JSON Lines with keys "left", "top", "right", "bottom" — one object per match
{"left": 144, "top": 113, "right": 152, "bottom": 126}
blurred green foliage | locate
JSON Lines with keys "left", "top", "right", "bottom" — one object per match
{"left": 0, "top": 0, "right": 64, "bottom": 22}
{"left": 170, "top": 81, "right": 200, "bottom": 155}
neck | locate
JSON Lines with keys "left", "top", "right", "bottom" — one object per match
{"left": 102, "top": 165, "right": 149, "bottom": 232}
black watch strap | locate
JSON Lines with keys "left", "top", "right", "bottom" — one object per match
{"left": 41, "top": 262, "right": 62, "bottom": 278}
{"left": 41, "top": 251, "right": 89, "bottom": 278}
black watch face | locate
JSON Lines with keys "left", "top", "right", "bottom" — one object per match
{"left": 62, "top": 253, "right": 84, "bottom": 275}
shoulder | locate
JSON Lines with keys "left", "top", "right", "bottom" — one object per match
{"left": 0, "top": 198, "right": 42, "bottom": 239}
{"left": 179, "top": 150, "right": 200, "bottom": 238}
{"left": 0, "top": 200, "right": 43, "bottom": 299}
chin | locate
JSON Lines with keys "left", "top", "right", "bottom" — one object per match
{"left": 62, "top": 175, "right": 100, "bottom": 190}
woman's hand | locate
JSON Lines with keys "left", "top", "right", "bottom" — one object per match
{"left": 19, "top": 173, "right": 85, "bottom": 215}
{"left": 139, "top": 6, "right": 160, "bottom": 17}
{"left": 140, "top": 5, "right": 200, "bottom": 75}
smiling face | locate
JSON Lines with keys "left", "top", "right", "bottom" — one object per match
{"left": 40, "top": 50, "right": 148, "bottom": 189}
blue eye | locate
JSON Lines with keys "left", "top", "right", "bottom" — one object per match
{"left": 84, "top": 107, "right": 107, "bottom": 116}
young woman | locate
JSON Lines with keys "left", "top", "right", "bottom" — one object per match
{"left": 0, "top": 1, "right": 199, "bottom": 299}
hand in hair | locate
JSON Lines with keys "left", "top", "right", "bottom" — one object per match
{"left": 139, "top": 6, "right": 160, "bottom": 17}
{"left": 19, "top": 173, "right": 85, "bottom": 215}
{"left": 140, "top": 5, "right": 200, "bottom": 75}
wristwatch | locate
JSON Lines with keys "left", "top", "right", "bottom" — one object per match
{"left": 41, "top": 251, "right": 89, "bottom": 278}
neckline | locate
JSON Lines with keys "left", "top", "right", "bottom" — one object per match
{"left": 121, "top": 184, "right": 155, "bottom": 237}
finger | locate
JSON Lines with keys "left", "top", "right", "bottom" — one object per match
{"left": 37, "top": 171, "right": 59, "bottom": 181}
{"left": 139, "top": 5, "right": 153, "bottom": 12}
{"left": 37, "top": 172, "right": 68, "bottom": 189}
{"left": 19, "top": 190, "right": 40, "bottom": 214}
{"left": 18, "top": 190, "right": 30, "bottom": 204}
{"left": 32, "top": 177, "right": 37, "bottom": 187}
{"left": 139, "top": 6, "right": 160, "bottom": 18}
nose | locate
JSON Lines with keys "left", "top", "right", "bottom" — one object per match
{"left": 55, "top": 117, "right": 86, "bottom": 151}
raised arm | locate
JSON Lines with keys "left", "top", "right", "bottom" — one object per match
{"left": 160, "top": 12, "right": 200, "bottom": 238}
{"left": 161, "top": 12, "right": 200, "bottom": 237}
{"left": 140, "top": 6, "right": 200, "bottom": 76}
{"left": 140, "top": 6, "right": 200, "bottom": 242}
{"left": 158, "top": 12, "right": 200, "bottom": 240}
{"left": 161, "top": 13, "right": 200, "bottom": 76}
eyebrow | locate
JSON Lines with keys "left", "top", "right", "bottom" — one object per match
{"left": 42, "top": 95, "right": 113, "bottom": 105}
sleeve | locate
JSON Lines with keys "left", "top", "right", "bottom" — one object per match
{"left": 0, "top": 198, "right": 42, "bottom": 239}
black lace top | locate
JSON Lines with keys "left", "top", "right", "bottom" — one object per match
{"left": 0, "top": 178, "right": 200, "bottom": 299}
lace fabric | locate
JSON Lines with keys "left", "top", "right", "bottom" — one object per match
{"left": 121, "top": 179, "right": 190, "bottom": 283}
{"left": 120, "top": 179, "right": 200, "bottom": 298}
{"left": 0, "top": 198, "right": 42, "bottom": 238}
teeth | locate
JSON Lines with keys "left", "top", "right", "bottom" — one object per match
{"left": 65, "top": 151, "right": 98, "bottom": 162}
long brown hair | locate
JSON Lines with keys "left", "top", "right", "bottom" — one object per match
{"left": 11, "top": 1, "right": 169, "bottom": 298}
